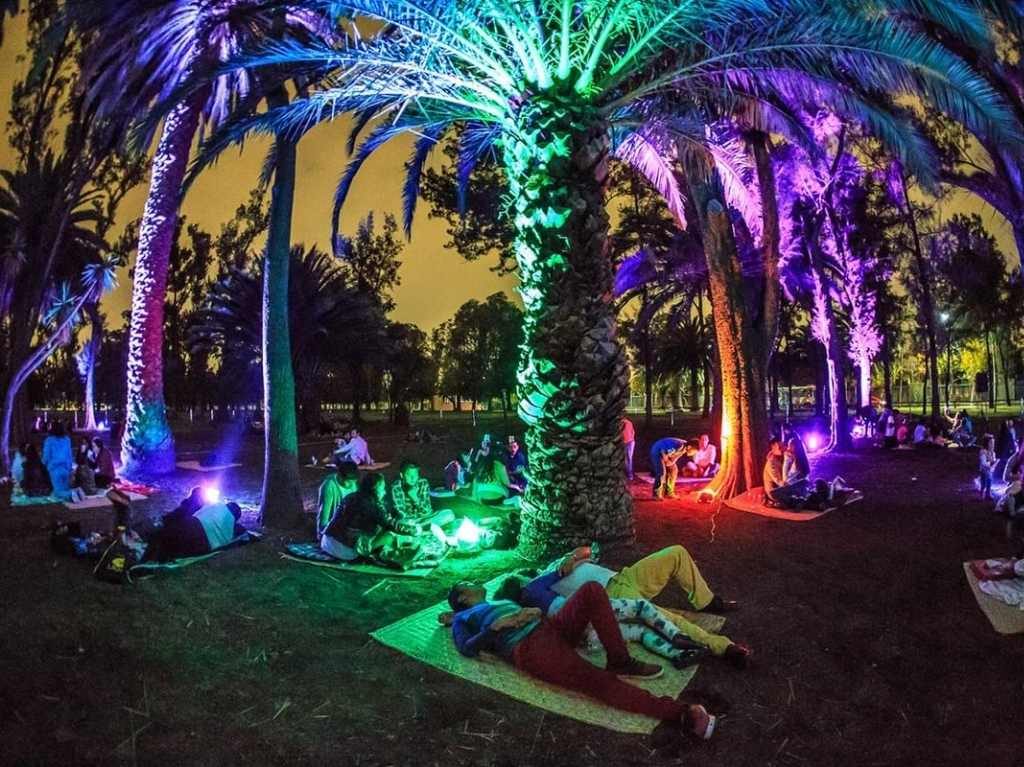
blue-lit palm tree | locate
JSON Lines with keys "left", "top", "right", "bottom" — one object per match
{"left": 73, "top": 1, "right": 330, "bottom": 478}
{"left": 200, "top": 0, "right": 1011, "bottom": 551}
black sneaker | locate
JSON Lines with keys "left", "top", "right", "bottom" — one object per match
{"left": 671, "top": 648, "right": 707, "bottom": 670}
{"left": 609, "top": 658, "right": 664, "bottom": 679}
{"left": 704, "top": 595, "right": 739, "bottom": 614}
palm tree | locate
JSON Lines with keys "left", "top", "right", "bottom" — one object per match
{"left": 201, "top": 0, "right": 1013, "bottom": 550}
{"left": 73, "top": 0, "right": 329, "bottom": 478}
{"left": 1, "top": 260, "right": 118, "bottom": 471}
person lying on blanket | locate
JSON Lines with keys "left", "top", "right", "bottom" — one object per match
{"left": 317, "top": 461, "right": 361, "bottom": 538}
{"left": 493, "top": 558, "right": 708, "bottom": 669}
{"left": 323, "top": 473, "right": 448, "bottom": 568}
{"left": 447, "top": 580, "right": 719, "bottom": 741}
{"left": 145, "top": 489, "right": 245, "bottom": 562}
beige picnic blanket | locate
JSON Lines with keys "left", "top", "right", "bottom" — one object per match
{"left": 963, "top": 563, "right": 1024, "bottom": 635}
{"left": 371, "top": 579, "right": 725, "bottom": 734}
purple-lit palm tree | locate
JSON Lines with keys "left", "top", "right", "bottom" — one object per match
{"left": 75, "top": 1, "right": 328, "bottom": 478}
{"left": 203, "top": 0, "right": 1010, "bottom": 548}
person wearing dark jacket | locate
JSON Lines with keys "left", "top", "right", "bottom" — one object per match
{"left": 20, "top": 445, "right": 52, "bottom": 497}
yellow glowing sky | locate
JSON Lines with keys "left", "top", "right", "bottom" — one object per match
{"left": 0, "top": 9, "right": 1017, "bottom": 335}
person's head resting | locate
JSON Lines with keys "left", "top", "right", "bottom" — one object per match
{"left": 493, "top": 574, "right": 528, "bottom": 604}
{"left": 335, "top": 461, "right": 360, "bottom": 493}
{"left": 183, "top": 486, "right": 205, "bottom": 512}
{"left": 226, "top": 501, "right": 242, "bottom": 521}
{"left": 400, "top": 460, "right": 420, "bottom": 486}
{"left": 698, "top": 433, "right": 710, "bottom": 450}
{"left": 768, "top": 438, "right": 783, "bottom": 457}
{"left": 447, "top": 582, "right": 488, "bottom": 612}
{"left": 360, "top": 472, "right": 386, "bottom": 502}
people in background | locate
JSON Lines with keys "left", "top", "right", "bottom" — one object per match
{"left": 996, "top": 419, "right": 1019, "bottom": 477}
{"left": 683, "top": 434, "right": 718, "bottom": 478}
{"left": 71, "top": 453, "right": 97, "bottom": 499}
{"left": 468, "top": 433, "right": 493, "bottom": 475}
{"left": 1004, "top": 441, "right": 1024, "bottom": 485}
{"left": 332, "top": 428, "right": 374, "bottom": 466}
{"left": 763, "top": 438, "right": 787, "bottom": 505}
{"left": 321, "top": 473, "right": 391, "bottom": 560}
{"left": 978, "top": 434, "right": 998, "bottom": 501}
{"left": 912, "top": 419, "right": 929, "bottom": 446}
{"left": 316, "top": 461, "right": 360, "bottom": 538}
{"left": 447, "top": 580, "right": 718, "bottom": 740}
{"left": 950, "top": 409, "right": 974, "bottom": 447}
{"left": 10, "top": 443, "right": 28, "bottom": 488}
{"left": 469, "top": 452, "right": 514, "bottom": 504}
{"left": 505, "top": 435, "right": 528, "bottom": 491}
{"left": 41, "top": 421, "right": 73, "bottom": 499}
{"left": 895, "top": 414, "right": 910, "bottom": 445}
{"left": 92, "top": 438, "right": 116, "bottom": 488}
{"left": 622, "top": 418, "right": 636, "bottom": 480}
{"left": 20, "top": 445, "right": 52, "bottom": 497}
{"left": 649, "top": 437, "right": 690, "bottom": 500}
{"left": 882, "top": 409, "right": 898, "bottom": 448}
{"left": 75, "top": 437, "right": 95, "bottom": 469}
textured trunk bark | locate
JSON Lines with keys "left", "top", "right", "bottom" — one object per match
{"left": 121, "top": 99, "right": 202, "bottom": 477}
{"left": 80, "top": 304, "right": 103, "bottom": 432}
{"left": 985, "top": 330, "right": 996, "bottom": 409}
{"left": 808, "top": 241, "right": 851, "bottom": 451}
{"left": 683, "top": 149, "right": 771, "bottom": 498}
{"left": 260, "top": 114, "right": 303, "bottom": 527}
{"left": 857, "top": 354, "right": 872, "bottom": 409}
{"left": 502, "top": 94, "right": 632, "bottom": 555}
{"left": 881, "top": 333, "right": 894, "bottom": 410}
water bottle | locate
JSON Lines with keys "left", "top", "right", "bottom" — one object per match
{"left": 590, "top": 541, "right": 600, "bottom": 562}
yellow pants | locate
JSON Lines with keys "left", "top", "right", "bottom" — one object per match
{"left": 605, "top": 545, "right": 732, "bottom": 656}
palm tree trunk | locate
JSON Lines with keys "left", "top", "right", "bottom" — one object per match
{"left": 501, "top": 98, "right": 632, "bottom": 555}
{"left": 902, "top": 181, "right": 941, "bottom": 421}
{"left": 121, "top": 99, "right": 201, "bottom": 477}
{"left": 81, "top": 305, "right": 103, "bottom": 432}
{"left": 881, "top": 333, "right": 894, "bottom": 410}
{"left": 260, "top": 122, "right": 303, "bottom": 527}
{"left": 985, "top": 330, "right": 996, "bottom": 408}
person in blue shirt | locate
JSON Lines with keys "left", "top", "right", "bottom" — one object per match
{"left": 447, "top": 580, "right": 718, "bottom": 739}
{"left": 649, "top": 437, "right": 691, "bottom": 499}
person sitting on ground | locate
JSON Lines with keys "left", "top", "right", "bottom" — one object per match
{"left": 71, "top": 454, "right": 98, "bottom": 499}
{"left": 896, "top": 414, "right": 910, "bottom": 445}
{"left": 389, "top": 460, "right": 453, "bottom": 533}
{"left": 649, "top": 437, "right": 690, "bottom": 499}
{"left": 75, "top": 437, "right": 95, "bottom": 470}
{"left": 912, "top": 419, "right": 929, "bottom": 446}
{"left": 494, "top": 554, "right": 709, "bottom": 669}
{"left": 91, "top": 438, "right": 116, "bottom": 488}
{"left": 467, "top": 451, "right": 515, "bottom": 504}
{"left": 950, "top": 409, "right": 975, "bottom": 447}
{"left": 333, "top": 427, "right": 374, "bottom": 466}
{"left": 505, "top": 435, "right": 528, "bottom": 491}
{"left": 316, "top": 461, "right": 360, "bottom": 538}
{"left": 766, "top": 436, "right": 812, "bottom": 508}
{"left": 447, "top": 580, "right": 718, "bottom": 741}
{"left": 763, "top": 438, "right": 790, "bottom": 507}
{"left": 42, "top": 421, "right": 73, "bottom": 499}
{"left": 10, "top": 443, "right": 28, "bottom": 489}
{"left": 682, "top": 434, "right": 718, "bottom": 478}
{"left": 20, "top": 444, "right": 52, "bottom": 497}
{"left": 979, "top": 434, "right": 999, "bottom": 501}
{"left": 881, "top": 409, "right": 899, "bottom": 448}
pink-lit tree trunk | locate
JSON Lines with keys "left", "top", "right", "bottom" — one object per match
{"left": 121, "top": 99, "right": 201, "bottom": 477}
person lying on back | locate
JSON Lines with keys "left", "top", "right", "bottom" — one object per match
{"left": 447, "top": 580, "right": 719, "bottom": 741}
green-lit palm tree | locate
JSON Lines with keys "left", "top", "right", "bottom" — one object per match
{"left": 200, "top": 0, "right": 1012, "bottom": 552}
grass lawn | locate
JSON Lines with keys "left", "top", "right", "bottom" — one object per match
{"left": 0, "top": 415, "right": 1020, "bottom": 766}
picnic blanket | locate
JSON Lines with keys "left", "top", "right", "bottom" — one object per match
{"left": 370, "top": 576, "right": 725, "bottom": 734}
{"left": 112, "top": 479, "right": 159, "bottom": 497}
{"left": 962, "top": 562, "right": 1024, "bottom": 635}
{"left": 130, "top": 531, "right": 260, "bottom": 576}
{"left": 175, "top": 460, "right": 243, "bottom": 472}
{"left": 63, "top": 491, "right": 147, "bottom": 510}
{"left": 10, "top": 493, "right": 63, "bottom": 506}
{"left": 725, "top": 487, "right": 863, "bottom": 522}
{"left": 282, "top": 542, "right": 436, "bottom": 578}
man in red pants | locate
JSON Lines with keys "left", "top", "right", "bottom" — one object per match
{"left": 448, "top": 580, "right": 717, "bottom": 739}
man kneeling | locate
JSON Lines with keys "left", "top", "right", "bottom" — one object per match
{"left": 448, "top": 581, "right": 717, "bottom": 740}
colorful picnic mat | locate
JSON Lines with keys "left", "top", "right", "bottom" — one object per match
{"left": 370, "top": 576, "right": 725, "bottom": 734}
{"left": 725, "top": 487, "right": 863, "bottom": 522}
{"left": 282, "top": 542, "right": 436, "bottom": 578}
{"left": 130, "top": 531, "right": 261, "bottom": 576}
{"left": 962, "top": 562, "right": 1024, "bottom": 635}
{"left": 10, "top": 493, "right": 64, "bottom": 506}
{"left": 63, "top": 491, "right": 148, "bottom": 510}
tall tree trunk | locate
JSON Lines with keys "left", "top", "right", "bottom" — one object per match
{"left": 999, "top": 334, "right": 1013, "bottom": 406}
{"left": 260, "top": 106, "right": 303, "bottom": 527}
{"left": 689, "top": 364, "right": 700, "bottom": 411}
{"left": 881, "top": 333, "right": 894, "bottom": 410}
{"left": 682, "top": 142, "right": 775, "bottom": 498}
{"left": 807, "top": 238, "right": 851, "bottom": 451}
{"left": 985, "top": 330, "right": 996, "bottom": 409}
{"left": 857, "top": 355, "right": 872, "bottom": 409}
{"left": 502, "top": 97, "right": 632, "bottom": 555}
{"left": 121, "top": 100, "right": 202, "bottom": 477}
{"left": 902, "top": 182, "right": 941, "bottom": 421}
{"left": 80, "top": 304, "right": 103, "bottom": 432}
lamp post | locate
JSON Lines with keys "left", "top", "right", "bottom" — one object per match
{"left": 940, "top": 312, "right": 951, "bottom": 407}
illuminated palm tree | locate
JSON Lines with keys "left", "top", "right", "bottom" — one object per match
{"left": 202, "top": 0, "right": 1011, "bottom": 551}
{"left": 73, "top": 1, "right": 329, "bottom": 478}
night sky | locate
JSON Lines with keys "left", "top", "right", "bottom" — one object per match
{"left": 0, "top": 9, "right": 1017, "bottom": 335}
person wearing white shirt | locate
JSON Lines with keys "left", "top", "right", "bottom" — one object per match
{"left": 333, "top": 428, "right": 374, "bottom": 466}
{"left": 683, "top": 434, "right": 718, "bottom": 478}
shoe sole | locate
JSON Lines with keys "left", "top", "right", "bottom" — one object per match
{"left": 617, "top": 667, "right": 664, "bottom": 680}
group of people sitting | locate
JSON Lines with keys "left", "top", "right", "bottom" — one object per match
{"left": 9, "top": 423, "right": 116, "bottom": 500}
{"left": 762, "top": 433, "right": 853, "bottom": 510}
{"left": 317, "top": 460, "right": 451, "bottom": 569}
{"left": 859, "top": 405, "right": 975, "bottom": 449}
{"left": 648, "top": 433, "right": 719, "bottom": 499}
{"left": 444, "top": 432, "right": 528, "bottom": 502}
{"left": 442, "top": 544, "right": 751, "bottom": 742}
{"left": 320, "top": 428, "right": 374, "bottom": 467}
{"left": 983, "top": 431, "right": 1024, "bottom": 558}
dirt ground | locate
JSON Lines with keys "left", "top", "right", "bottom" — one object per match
{"left": 0, "top": 414, "right": 1021, "bottom": 766}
